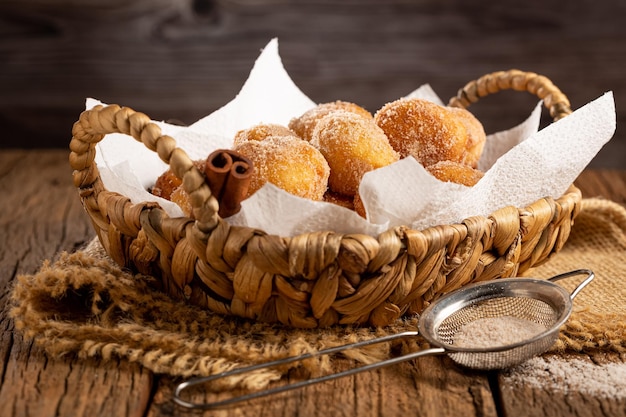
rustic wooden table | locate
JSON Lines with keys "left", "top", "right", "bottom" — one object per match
{"left": 1, "top": 149, "right": 625, "bottom": 417}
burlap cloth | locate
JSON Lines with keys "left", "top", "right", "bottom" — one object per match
{"left": 10, "top": 198, "right": 626, "bottom": 389}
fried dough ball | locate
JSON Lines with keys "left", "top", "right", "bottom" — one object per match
{"left": 447, "top": 107, "right": 487, "bottom": 168}
{"left": 152, "top": 160, "right": 205, "bottom": 201}
{"left": 233, "top": 123, "right": 299, "bottom": 147}
{"left": 323, "top": 191, "right": 355, "bottom": 211}
{"left": 152, "top": 169, "right": 181, "bottom": 200}
{"left": 234, "top": 136, "right": 330, "bottom": 200}
{"left": 353, "top": 192, "right": 366, "bottom": 219}
{"left": 289, "top": 100, "right": 373, "bottom": 142}
{"left": 313, "top": 111, "right": 399, "bottom": 196}
{"left": 152, "top": 160, "right": 205, "bottom": 217}
{"left": 426, "top": 160, "right": 484, "bottom": 187}
{"left": 374, "top": 98, "right": 468, "bottom": 167}
{"left": 170, "top": 186, "right": 193, "bottom": 217}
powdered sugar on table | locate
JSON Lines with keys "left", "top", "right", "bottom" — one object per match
{"left": 503, "top": 355, "right": 626, "bottom": 399}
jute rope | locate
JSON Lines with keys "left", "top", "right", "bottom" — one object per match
{"left": 10, "top": 198, "right": 626, "bottom": 388}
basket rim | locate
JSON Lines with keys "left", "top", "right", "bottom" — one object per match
{"left": 67, "top": 69, "right": 582, "bottom": 328}
{"left": 69, "top": 68, "right": 574, "bottom": 240}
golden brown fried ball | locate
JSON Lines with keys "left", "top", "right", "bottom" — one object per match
{"left": 323, "top": 191, "right": 355, "bottom": 211}
{"left": 374, "top": 98, "right": 469, "bottom": 167}
{"left": 313, "top": 111, "right": 399, "bottom": 196}
{"left": 152, "top": 160, "right": 206, "bottom": 218}
{"left": 446, "top": 107, "right": 487, "bottom": 168}
{"left": 234, "top": 136, "right": 330, "bottom": 200}
{"left": 289, "top": 100, "right": 373, "bottom": 142}
{"left": 353, "top": 192, "right": 367, "bottom": 219}
{"left": 152, "top": 169, "right": 181, "bottom": 200}
{"left": 170, "top": 185, "right": 193, "bottom": 217}
{"left": 233, "top": 123, "right": 299, "bottom": 147}
{"left": 426, "top": 160, "right": 484, "bottom": 187}
{"left": 152, "top": 160, "right": 205, "bottom": 200}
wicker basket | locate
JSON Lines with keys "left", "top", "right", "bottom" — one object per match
{"left": 69, "top": 69, "right": 581, "bottom": 328}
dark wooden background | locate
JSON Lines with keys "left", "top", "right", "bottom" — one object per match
{"left": 1, "top": 0, "right": 624, "bottom": 167}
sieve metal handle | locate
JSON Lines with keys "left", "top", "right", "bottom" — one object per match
{"left": 547, "top": 269, "right": 595, "bottom": 300}
{"left": 173, "top": 330, "right": 446, "bottom": 410}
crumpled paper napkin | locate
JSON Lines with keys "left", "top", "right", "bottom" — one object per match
{"left": 90, "top": 38, "right": 616, "bottom": 237}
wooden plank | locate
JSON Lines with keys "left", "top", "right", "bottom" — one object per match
{"left": 0, "top": 149, "right": 151, "bottom": 417}
{"left": 149, "top": 357, "right": 496, "bottom": 417}
{"left": 0, "top": 333, "right": 152, "bottom": 417}
{"left": 0, "top": 150, "right": 93, "bottom": 289}
{"left": 575, "top": 170, "right": 626, "bottom": 205}
{"left": 497, "top": 353, "right": 626, "bottom": 417}
{"left": 0, "top": 0, "right": 624, "bottom": 168}
{"left": 1, "top": 150, "right": 625, "bottom": 416}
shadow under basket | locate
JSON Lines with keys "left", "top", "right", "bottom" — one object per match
{"left": 69, "top": 69, "right": 582, "bottom": 328}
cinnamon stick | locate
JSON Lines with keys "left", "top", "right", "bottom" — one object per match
{"left": 204, "top": 150, "right": 233, "bottom": 200}
{"left": 204, "top": 149, "right": 253, "bottom": 218}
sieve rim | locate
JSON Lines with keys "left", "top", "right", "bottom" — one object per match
{"left": 417, "top": 277, "right": 573, "bottom": 354}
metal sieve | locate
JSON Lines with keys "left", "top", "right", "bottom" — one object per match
{"left": 173, "top": 269, "right": 594, "bottom": 409}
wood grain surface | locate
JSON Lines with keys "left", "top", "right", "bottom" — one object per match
{"left": 0, "top": 0, "right": 624, "bottom": 168}
{"left": 1, "top": 149, "right": 625, "bottom": 417}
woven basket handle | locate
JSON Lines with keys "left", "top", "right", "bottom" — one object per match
{"left": 448, "top": 69, "right": 572, "bottom": 121}
{"left": 69, "top": 104, "right": 220, "bottom": 234}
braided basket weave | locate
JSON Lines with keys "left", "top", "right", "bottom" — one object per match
{"left": 69, "top": 69, "right": 581, "bottom": 328}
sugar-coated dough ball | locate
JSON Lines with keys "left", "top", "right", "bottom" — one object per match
{"left": 374, "top": 98, "right": 468, "bottom": 167}
{"left": 289, "top": 100, "right": 373, "bottom": 142}
{"left": 446, "top": 107, "right": 486, "bottom": 168}
{"left": 234, "top": 136, "right": 330, "bottom": 201}
{"left": 152, "top": 168, "right": 181, "bottom": 200}
{"left": 353, "top": 192, "right": 366, "bottom": 219}
{"left": 170, "top": 185, "right": 193, "bottom": 217}
{"left": 313, "top": 111, "right": 399, "bottom": 196}
{"left": 426, "top": 160, "right": 484, "bottom": 187}
{"left": 233, "top": 123, "right": 300, "bottom": 147}
{"left": 323, "top": 191, "right": 355, "bottom": 211}
{"left": 152, "top": 160, "right": 205, "bottom": 218}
